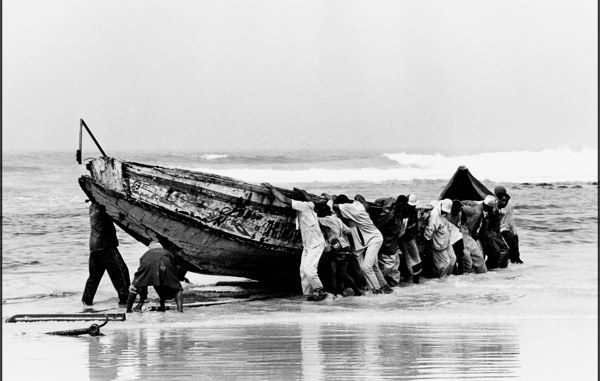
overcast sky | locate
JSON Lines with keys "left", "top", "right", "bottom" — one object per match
{"left": 2, "top": 0, "right": 597, "bottom": 154}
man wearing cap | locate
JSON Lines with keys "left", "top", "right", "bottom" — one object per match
{"left": 262, "top": 183, "right": 328, "bottom": 301}
{"left": 474, "top": 195, "right": 509, "bottom": 270}
{"left": 494, "top": 186, "right": 523, "bottom": 264}
{"left": 423, "top": 199, "right": 456, "bottom": 277}
{"left": 396, "top": 194, "right": 423, "bottom": 283}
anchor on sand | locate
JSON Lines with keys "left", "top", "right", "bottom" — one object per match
{"left": 46, "top": 317, "right": 110, "bottom": 337}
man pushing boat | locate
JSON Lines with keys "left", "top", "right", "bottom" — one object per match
{"left": 262, "top": 183, "right": 329, "bottom": 302}
{"left": 82, "top": 202, "right": 130, "bottom": 307}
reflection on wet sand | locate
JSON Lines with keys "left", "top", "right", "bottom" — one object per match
{"left": 86, "top": 322, "right": 519, "bottom": 380}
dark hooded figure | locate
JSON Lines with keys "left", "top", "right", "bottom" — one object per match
{"left": 126, "top": 241, "right": 184, "bottom": 312}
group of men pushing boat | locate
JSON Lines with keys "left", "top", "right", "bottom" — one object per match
{"left": 80, "top": 184, "right": 522, "bottom": 309}
{"left": 263, "top": 183, "right": 523, "bottom": 302}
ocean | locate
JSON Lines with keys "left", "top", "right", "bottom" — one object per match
{"left": 2, "top": 149, "right": 598, "bottom": 380}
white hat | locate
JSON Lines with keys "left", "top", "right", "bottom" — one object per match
{"left": 407, "top": 193, "right": 418, "bottom": 206}
{"left": 148, "top": 240, "right": 163, "bottom": 250}
{"left": 483, "top": 195, "right": 497, "bottom": 206}
{"left": 441, "top": 199, "right": 452, "bottom": 213}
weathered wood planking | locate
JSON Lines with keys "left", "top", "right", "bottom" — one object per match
{"left": 122, "top": 163, "right": 302, "bottom": 249}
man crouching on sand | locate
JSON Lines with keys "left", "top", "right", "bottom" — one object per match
{"left": 126, "top": 240, "right": 184, "bottom": 313}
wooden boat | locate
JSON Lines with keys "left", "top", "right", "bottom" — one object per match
{"left": 79, "top": 156, "right": 308, "bottom": 289}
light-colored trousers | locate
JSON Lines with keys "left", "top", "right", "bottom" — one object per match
{"left": 463, "top": 235, "right": 487, "bottom": 274}
{"left": 399, "top": 239, "right": 422, "bottom": 275}
{"left": 433, "top": 245, "right": 457, "bottom": 277}
{"left": 300, "top": 243, "right": 325, "bottom": 296}
{"left": 378, "top": 250, "right": 400, "bottom": 283}
{"left": 355, "top": 238, "right": 386, "bottom": 291}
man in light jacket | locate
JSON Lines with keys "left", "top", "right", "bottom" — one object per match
{"left": 327, "top": 194, "right": 392, "bottom": 294}
{"left": 423, "top": 199, "right": 456, "bottom": 277}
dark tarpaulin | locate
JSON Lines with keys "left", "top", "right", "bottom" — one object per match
{"left": 438, "top": 166, "right": 493, "bottom": 201}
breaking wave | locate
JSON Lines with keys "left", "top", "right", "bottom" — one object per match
{"left": 384, "top": 147, "right": 597, "bottom": 183}
{"left": 199, "top": 154, "right": 229, "bottom": 160}
{"left": 189, "top": 147, "right": 597, "bottom": 184}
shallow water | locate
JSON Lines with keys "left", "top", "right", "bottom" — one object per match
{"left": 2, "top": 151, "right": 598, "bottom": 380}
{"left": 3, "top": 315, "right": 596, "bottom": 380}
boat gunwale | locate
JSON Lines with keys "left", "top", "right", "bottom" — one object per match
{"left": 79, "top": 175, "right": 302, "bottom": 255}
{"left": 126, "top": 167, "right": 298, "bottom": 218}
{"left": 124, "top": 160, "right": 301, "bottom": 199}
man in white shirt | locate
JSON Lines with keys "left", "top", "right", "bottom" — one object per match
{"left": 263, "top": 183, "right": 327, "bottom": 301}
{"left": 424, "top": 199, "right": 456, "bottom": 277}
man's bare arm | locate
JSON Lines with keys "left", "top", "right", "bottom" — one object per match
{"left": 321, "top": 193, "right": 338, "bottom": 213}
{"left": 295, "top": 188, "right": 327, "bottom": 206}
{"left": 262, "top": 183, "right": 291, "bottom": 206}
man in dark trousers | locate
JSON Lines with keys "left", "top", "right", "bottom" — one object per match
{"left": 126, "top": 240, "right": 184, "bottom": 313}
{"left": 474, "top": 195, "right": 509, "bottom": 270}
{"left": 82, "top": 202, "right": 130, "bottom": 306}
{"left": 396, "top": 194, "right": 423, "bottom": 283}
